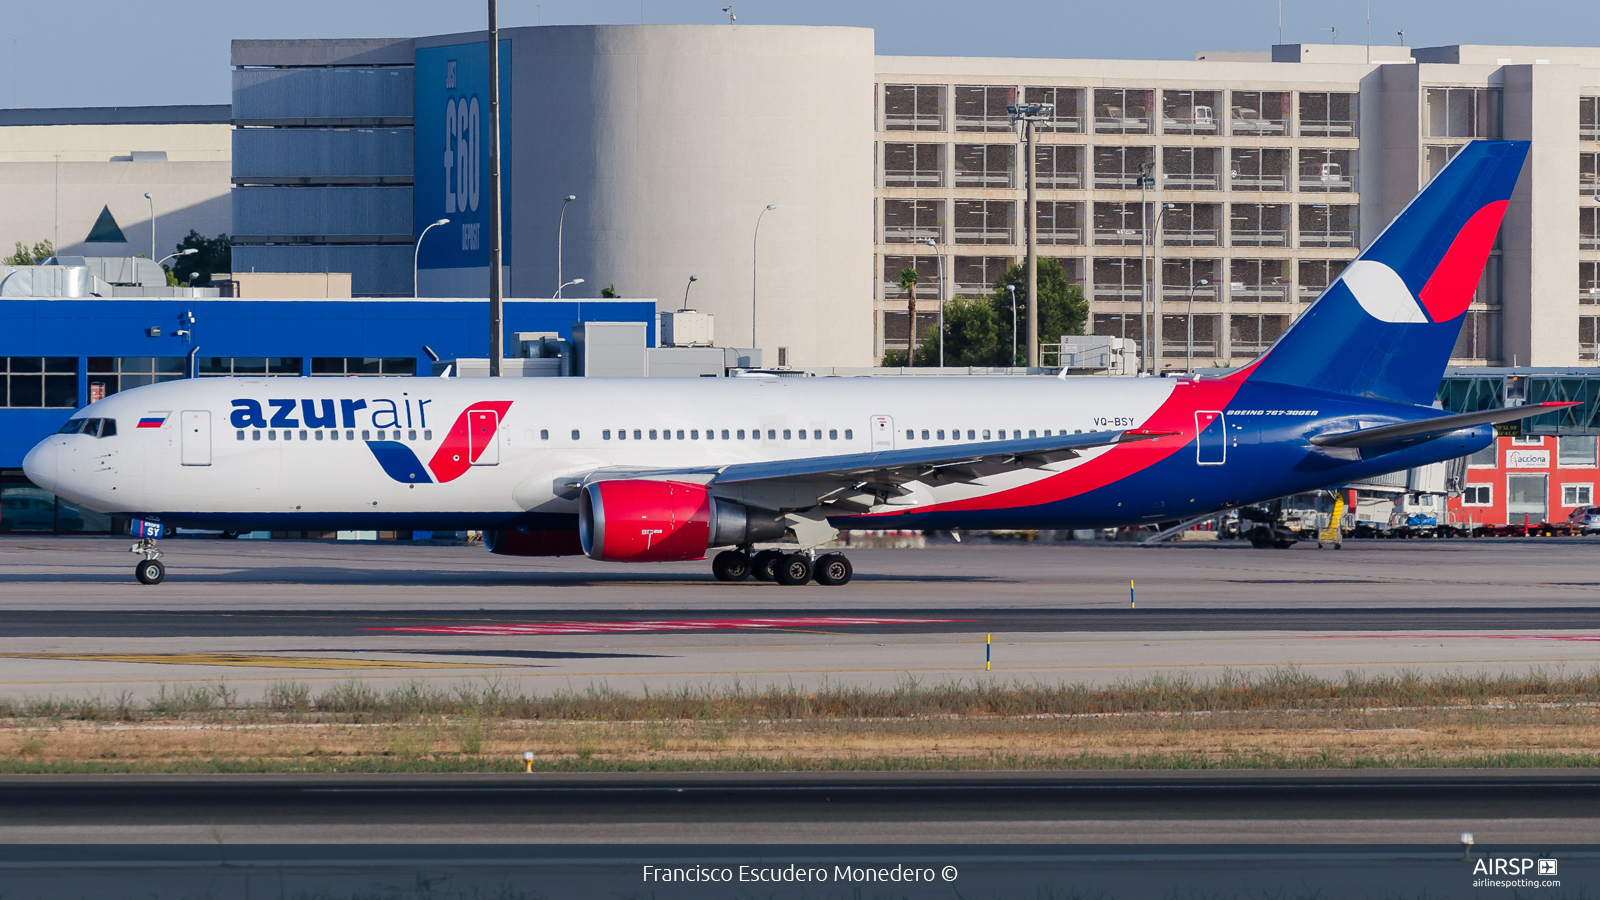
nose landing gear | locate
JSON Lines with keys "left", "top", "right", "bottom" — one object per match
{"left": 131, "top": 538, "right": 165, "bottom": 585}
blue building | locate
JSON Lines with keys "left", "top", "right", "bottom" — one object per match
{"left": 0, "top": 296, "right": 654, "bottom": 534}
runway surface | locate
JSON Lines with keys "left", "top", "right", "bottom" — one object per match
{"left": 4, "top": 537, "right": 1600, "bottom": 697}
{"left": 3, "top": 770, "right": 1600, "bottom": 844}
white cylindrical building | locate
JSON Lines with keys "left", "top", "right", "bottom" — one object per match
{"left": 498, "top": 25, "right": 876, "bottom": 368}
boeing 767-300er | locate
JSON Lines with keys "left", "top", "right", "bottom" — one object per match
{"left": 23, "top": 140, "right": 1569, "bottom": 586}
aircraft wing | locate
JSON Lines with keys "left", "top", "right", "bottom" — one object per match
{"left": 1309, "top": 401, "right": 1579, "bottom": 449}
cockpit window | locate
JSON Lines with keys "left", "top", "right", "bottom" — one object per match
{"left": 57, "top": 418, "right": 87, "bottom": 434}
{"left": 98, "top": 419, "right": 116, "bottom": 438}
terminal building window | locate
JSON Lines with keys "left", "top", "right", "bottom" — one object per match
{"left": 1033, "top": 144, "right": 1083, "bottom": 190}
{"left": 1582, "top": 152, "right": 1599, "bottom": 196}
{"left": 1298, "top": 204, "right": 1356, "bottom": 248}
{"left": 1092, "top": 88, "right": 1152, "bottom": 134}
{"left": 1161, "top": 203, "right": 1221, "bottom": 247}
{"left": 1092, "top": 146, "right": 1154, "bottom": 190}
{"left": 954, "top": 144, "right": 1015, "bottom": 189}
{"left": 882, "top": 143, "right": 944, "bottom": 188}
{"left": 311, "top": 358, "right": 417, "bottom": 376}
{"left": 954, "top": 85, "right": 1014, "bottom": 133}
{"left": 1229, "top": 259, "right": 1290, "bottom": 302}
{"left": 1230, "top": 203, "right": 1290, "bottom": 247}
{"left": 1034, "top": 201, "right": 1082, "bottom": 245}
{"left": 2, "top": 357, "right": 77, "bottom": 408}
{"left": 1092, "top": 257, "right": 1142, "bottom": 302}
{"left": 881, "top": 255, "right": 939, "bottom": 300}
{"left": 1298, "top": 259, "right": 1346, "bottom": 301}
{"left": 1559, "top": 436, "right": 1598, "bottom": 468}
{"left": 1023, "top": 86, "right": 1084, "bottom": 133}
{"left": 953, "top": 200, "right": 1015, "bottom": 245}
{"left": 1162, "top": 146, "right": 1221, "bottom": 191}
{"left": 953, "top": 256, "right": 1011, "bottom": 295}
{"left": 1584, "top": 208, "right": 1600, "bottom": 252}
{"left": 1230, "top": 91, "right": 1289, "bottom": 136}
{"left": 884, "top": 84, "right": 944, "bottom": 132}
{"left": 1299, "top": 149, "right": 1355, "bottom": 193}
{"left": 1161, "top": 90, "right": 1220, "bottom": 135}
{"left": 1583, "top": 96, "right": 1600, "bottom": 141}
{"left": 1583, "top": 261, "right": 1600, "bottom": 305}
{"left": 1299, "top": 92, "right": 1358, "bottom": 137}
{"left": 1092, "top": 202, "right": 1144, "bottom": 247}
{"left": 1424, "top": 87, "right": 1500, "bottom": 139}
{"left": 198, "top": 357, "right": 302, "bottom": 376}
{"left": 882, "top": 199, "right": 944, "bottom": 243}
{"left": 1230, "top": 148, "right": 1290, "bottom": 192}
{"left": 1229, "top": 313, "right": 1287, "bottom": 357}
{"left": 86, "top": 357, "right": 185, "bottom": 399}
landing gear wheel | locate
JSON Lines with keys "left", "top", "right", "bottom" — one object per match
{"left": 135, "top": 559, "right": 165, "bottom": 585}
{"left": 774, "top": 554, "right": 813, "bottom": 586}
{"left": 751, "top": 549, "right": 784, "bottom": 582}
{"left": 813, "top": 553, "right": 853, "bottom": 586}
{"left": 712, "top": 550, "right": 751, "bottom": 582}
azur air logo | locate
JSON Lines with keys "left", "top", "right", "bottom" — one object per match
{"left": 228, "top": 396, "right": 510, "bottom": 485}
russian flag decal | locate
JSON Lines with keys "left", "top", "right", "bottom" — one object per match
{"left": 137, "top": 412, "right": 170, "bottom": 429}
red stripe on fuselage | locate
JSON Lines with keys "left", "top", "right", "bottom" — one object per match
{"left": 425, "top": 401, "right": 512, "bottom": 483}
{"left": 858, "top": 373, "right": 1252, "bottom": 517}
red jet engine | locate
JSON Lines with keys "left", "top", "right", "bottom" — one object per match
{"left": 578, "top": 480, "right": 785, "bottom": 562}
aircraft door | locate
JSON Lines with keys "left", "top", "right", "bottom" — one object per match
{"left": 1194, "top": 410, "right": 1225, "bottom": 466}
{"left": 870, "top": 416, "right": 895, "bottom": 450}
{"left": 180, "top": 410, "right": 211, "bottom": 466}
{"left": 468, "top": 410, "right": 500, "bottom": 465}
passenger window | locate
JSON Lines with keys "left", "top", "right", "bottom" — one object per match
{"left": 921, "top": 429, "right": 929, "bottom": 440}
{"left": 936, "top": 430, "right": 944, "bottom": 440}
{"left": 737, "top": 429, "right": 746, "bottom": 440}
{"left": 408, "top": 430, "right": 416, "bottom": 440}
{"left": 540, "top": 429, "right": 549, "bottom": 440}
{"left": 767, "top": 429, "right": 776, "bottom": 440}
{"left": 1028, "top": 430, "right": 1036, "bottom": 438}
{"left": 603, "top": 430, "right": 611, "bottom": 440}
{"left": 331, "top": 430, "right": 340, "bottom": 441}
{"left": 844, "top": 429, "right": 853, "bottom": 440}
{"left": 690, "top": 430, "right": 698, "bottom": 440}
{"left": 721, "top": 429, "right": 730, "bottom": 439}
{"left": 650, "top": 430, "right": 658, "bottom": 440}
{"left": 982, "top": 430, "right": 990, "bottom": 440}
{"left": 422, "top": 430, "right": 431, "bottom": 440}
{"left": 236, "top": 430, "right": 245, "bottom": 441}
{"left": 571, "top": 430, "right": 580, "bottom": 440}
{"left": 906, "top": 429, "right": 914, "bottom": 440}
{"left": 662, "top": 429, "right": 671, "bottom": 441}
{"left": 1012, "top": 430, "right": 1020, "bottom": 439}
{"left": 829, "top": 429, "right": 837, "bottom": 440}
{"left": 633, "top": 429, "right": 641, "bottom": 440}
{"left": 967, "top": 429, "right": 975, "bottom": 439}
{"left": 677, "top": 430, "right": 685, "bottom": 440}
{"left": 315, "top": 431, "right": 324, "bottom": 441}
{"left": 269, "top": 431, "right": 278, "bottom": 441}
{"left": 361, "top": 430, "right": 370, "bottom": 440}
{"left": 253, "top": 430, "right": 261, "bottom": 441}
{"left": 299, "top": 430, "right": 307, "bottom": 440}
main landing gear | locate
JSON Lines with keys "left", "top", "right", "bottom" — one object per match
{"left": 131, "top": 538, "right": 165, "bottom": 585}
{"left": 711, "top": 548, "right": 853, "bottom": 586}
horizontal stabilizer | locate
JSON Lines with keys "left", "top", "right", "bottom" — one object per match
{"left": 1308, "top": 402, "right": 1578, "bottom": 449}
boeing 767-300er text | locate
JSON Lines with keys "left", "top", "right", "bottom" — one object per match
{"left": 23, "top": 140, "right": 1567, "bottom": 586}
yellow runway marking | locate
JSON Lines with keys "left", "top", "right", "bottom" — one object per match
{"left": 0, "top": 654, "right": 512, "bottom": 671}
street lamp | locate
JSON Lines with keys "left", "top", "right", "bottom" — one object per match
{"left": 557, "top": 195, "right": 577, "bottom": 295}
{"left": 1136, "top": 162, "right": 1155, "bottom": 375}
{"left": 684, "top": 274, "right": 698, "bottom": 310}
{"left": 556, "top": 277, "right": 585, "bottom": 299}
{"left": 1147, "top": 202, "right": 1177, "bottom": 373}
{"left": 144, "top": 193, "right": 155, "bottom": 262}
{"left": 413, "top": 218, "right": 450, "bottom": 298}
{"left": 1007, "top": 99, "right": 1053, "bottom": 367}
{"left": 156, "top": 248, "right": 198, "bottom": 267}
{"left": 1186, "top": 278, "right": 1210, "bottom": 372}
{"left": 752, "top": 205, "right": 777, "bottom": 348}
{"left": 922, "top": 237, "right": 945, "bottom": 367}
{"left": 1006, "top": 283, "right": 1018, "bottom": 366}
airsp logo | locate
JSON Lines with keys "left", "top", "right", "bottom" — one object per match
{"left": 1539, "top": 859, "right": 1558, "bottom": 876}
{"left": 1471, "top": 857, "right": 1556, "bottom": 876}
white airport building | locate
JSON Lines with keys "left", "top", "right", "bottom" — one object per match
{"left": 4, "top": 27, "right": 1600, "bottom": 371}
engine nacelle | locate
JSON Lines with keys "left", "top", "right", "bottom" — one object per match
{"left": 484, "top": 528, "right": 584, "bottom": 556}
{"left": 578, "top": 479, "right": 785, "bottom": 562}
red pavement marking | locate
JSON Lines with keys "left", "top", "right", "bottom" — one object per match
{"left": 367, "top": 616, "right": 970, "bottom": 636}
{"left": 1327, "top": 634, "right": 1600, "bottom": 642}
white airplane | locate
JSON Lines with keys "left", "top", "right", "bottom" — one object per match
{"left": 21, "top": 141, "right": 1566, "bottom": 586}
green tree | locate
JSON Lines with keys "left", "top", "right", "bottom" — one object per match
{"left": 600, "top": 283, "right": 619, "bottom": 298}
{"left": 987, "top": 258, "right": 1088, "bottom": 366}
{"left": 897, "top": 267, "right": 921, "bottom": 364}
{"left": 913, "top": 295, "right": 999, "bottom": 367}
{"left": 4, "top": 239, "right": 53, "bottom": 266}
{"left": 881, "top": 348, "right": 909, "bottom": 367}
{"left": 162, "top": 231, "right": 231, "bottom": 287}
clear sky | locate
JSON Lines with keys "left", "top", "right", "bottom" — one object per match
{"left": 6, "top": 0, "right": 1598, "bottom": 109}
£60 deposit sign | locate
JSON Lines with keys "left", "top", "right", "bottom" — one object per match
{"left": 414, "top": 41, "right": 511, "bottom": 274}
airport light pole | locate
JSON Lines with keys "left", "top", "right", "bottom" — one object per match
{"left": 556, "top": 277, "right": 584, "bottom": 298}
{"left": 1007, "top": 100, "right": 1052, "bottom": 368}
{"left": 1135, "top": 162, "right": 1154, "bottom": 375}
{"left": 1148, "top": 202, "right": 1176, "bottom": 373}
{"left": 1186, "top": 278, "right": 1209, "bottom": 372}
{"left": 144, "top": 193, "right": 155, "bottom": 262}
{"left": 557, "top": 194, "right": 577, "bottom": 294}
{"left": 486, "top": 0, "right": 505, "bottom": 377}
{"left": 413, "top": 218, "right": 450, "bottom": 298}
{"left": 684, "top": 274, "right": 698, "bottom": 310}
{"left": 923, "top": 238, "right": 945, "bottom": 367}
{"left": 1006, "top": 283, "right": 1018, "bottom": 366}
{"left": 752, "top": 204, "right": 776, "bottom": 348}
{"left": 156, "top": 247, "right": 198, "bottom": 270}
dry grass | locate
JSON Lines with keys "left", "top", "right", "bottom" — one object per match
{"left": 1, "top": 668, "right": 1600, "bottom": 772}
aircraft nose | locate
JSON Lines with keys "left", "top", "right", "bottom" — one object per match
{"left": 21, "top": 439, "right": 58, "bottom": 495}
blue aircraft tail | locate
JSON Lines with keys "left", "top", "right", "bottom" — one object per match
{"left": 1245, "top": 140, "right": 1528, "bottom": 406}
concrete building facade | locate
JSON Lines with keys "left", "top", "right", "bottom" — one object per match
{"left": 0, "top": 105, "right": 231, "bottom": 263}
{"left": 874, "top": 43, "right": 1600, "bottom": 370}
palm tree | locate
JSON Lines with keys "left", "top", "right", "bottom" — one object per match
{"left": 898, "top": 267, "right": 920, "bottom": 364}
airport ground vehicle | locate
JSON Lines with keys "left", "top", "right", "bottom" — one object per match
{"left": 22, "top": 141, "right": 1571, "bottom": 585}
